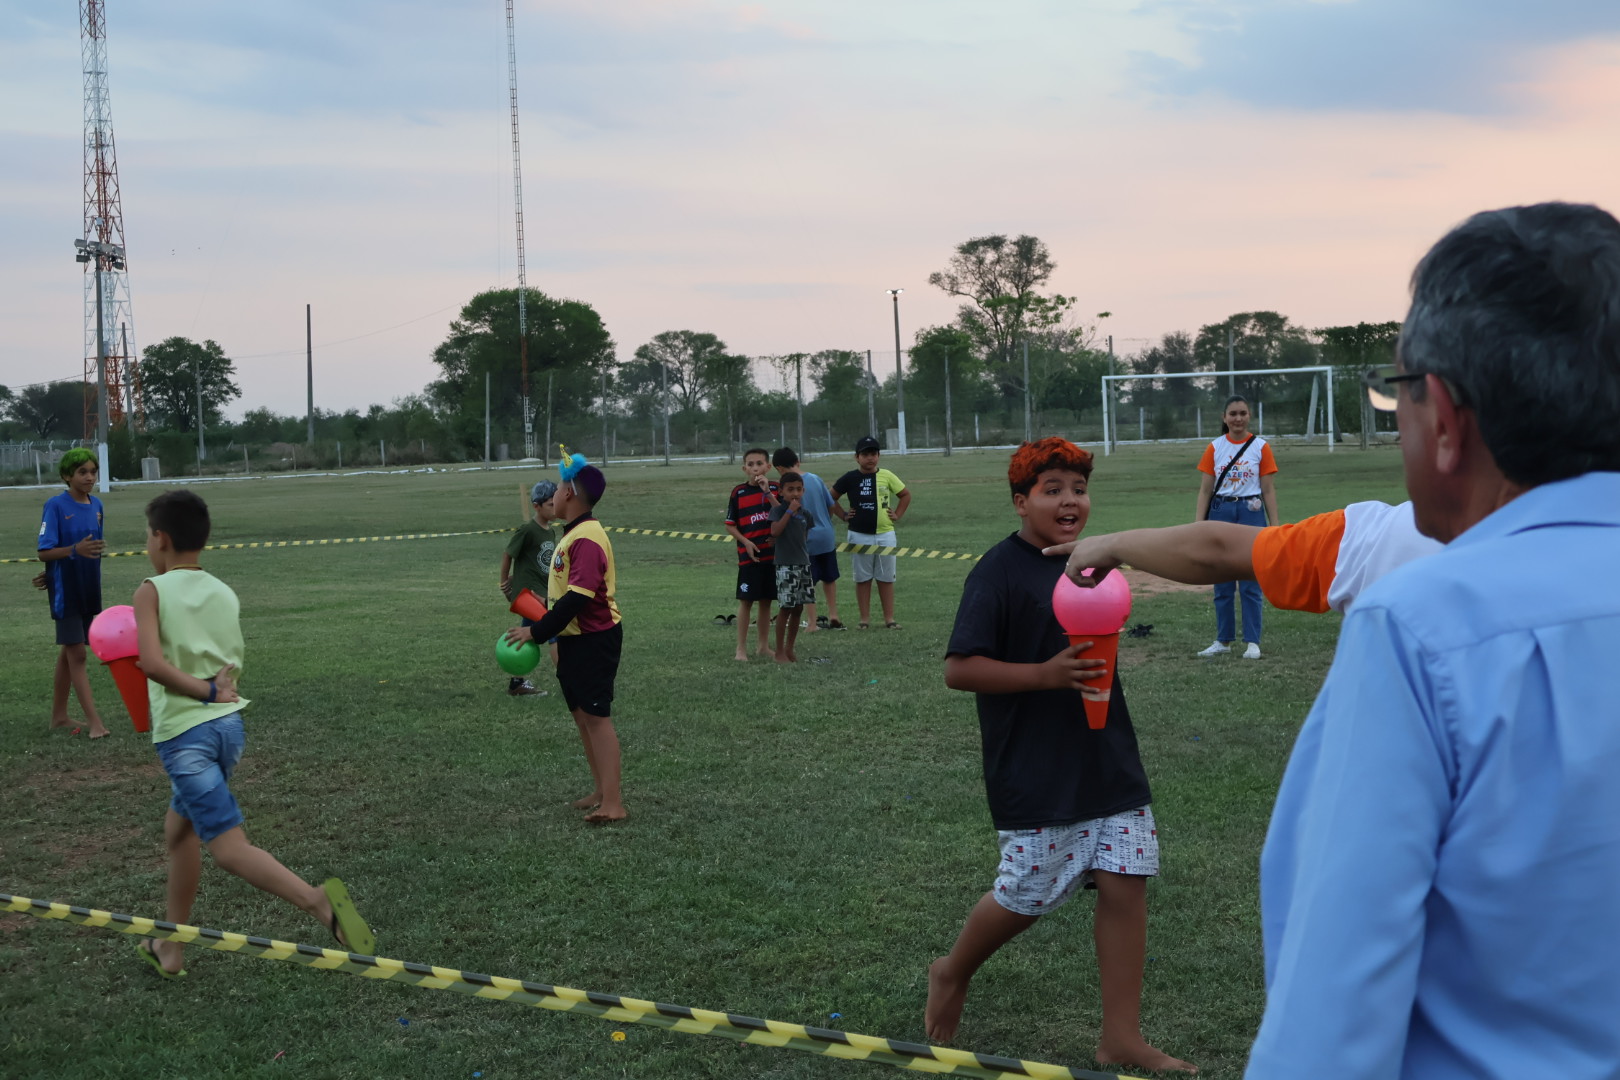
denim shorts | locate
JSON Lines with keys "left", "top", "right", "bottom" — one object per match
{"left": 157, "top": 712, "right": 246, "bottom": 843}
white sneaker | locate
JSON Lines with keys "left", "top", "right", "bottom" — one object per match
{"left": 1242, "top": 642, "right": 1262, "bottom": 660}
{"left": 1197, "top": 641, "right": 1231, "bottom": 657}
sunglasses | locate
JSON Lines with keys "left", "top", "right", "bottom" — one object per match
{"left": 1361, "top": 365, "right": 1427, "bottom": 411}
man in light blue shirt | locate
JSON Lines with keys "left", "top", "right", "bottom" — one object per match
{"left": 1247, "top": 203, "right": 1620, "bottom": 1080}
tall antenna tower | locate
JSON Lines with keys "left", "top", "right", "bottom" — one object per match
{"left": 504, "top": 0, "right": 534, "bottom": 459}
{"left": 81, "top": 0, "right": 140, "bottom": 436}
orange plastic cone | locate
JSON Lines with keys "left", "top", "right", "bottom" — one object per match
{"left": 105, "top": 655, "right": 151, "bottom": 733}
{"left": 509, "top": 588, "right": 549, "bottom": 622}
{"left": 1069, "top": 633, "right": 1119, "bottom": 729}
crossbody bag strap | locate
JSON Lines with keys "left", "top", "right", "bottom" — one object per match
{"left": 1209, "top": 435, "right": 1258, "bottom": 508}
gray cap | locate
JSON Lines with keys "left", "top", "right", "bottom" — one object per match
{"left": 530, "top": 479, "right": 558, "bottom": 505}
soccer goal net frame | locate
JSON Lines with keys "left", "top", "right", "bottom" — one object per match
{"left": 1100, "top": 365, "right": 1336, "bottom": 456}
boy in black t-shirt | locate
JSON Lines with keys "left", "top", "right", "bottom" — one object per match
{"left": 723, "top": 447, "right": 778, "bottom": 661}
{"left": 929, "top": 437, "right": 1194, "bottom": 1075}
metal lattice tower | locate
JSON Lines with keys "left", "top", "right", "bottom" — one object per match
{"left": 505, "top": 0, "right": 534, "bottom": 459}
{"left": 81, "top": 0, "right": 141, "bottom": 436}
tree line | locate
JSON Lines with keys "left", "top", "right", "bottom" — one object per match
{"left": 1, "top": 234, "right": 1402, "bottom": 472}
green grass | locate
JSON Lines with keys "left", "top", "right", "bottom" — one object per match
{"left": 0, "top": 443, "right": 1409, "bottom": 1079}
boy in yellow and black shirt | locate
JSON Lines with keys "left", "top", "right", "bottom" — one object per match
{"left": 504, "top": 464, "right": 626, "bottom": 824}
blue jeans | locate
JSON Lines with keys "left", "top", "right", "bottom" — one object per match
{"left": 1208, "top": 497, "right": 1267, "bottom": 644}
{"left": 157, "top": 712, "right": 246, "bottom": 843}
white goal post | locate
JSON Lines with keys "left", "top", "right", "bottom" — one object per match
{"left": 1100, "top": 365, "right": 1336, "bottom": 455}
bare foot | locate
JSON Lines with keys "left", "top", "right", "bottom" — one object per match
{"left": 733, "top": 650, "right": 749, "bottom": 662}
{"left": 88, "top": 724, "right": 112, "bottom": 740}
{"left": 924, "top": 957, "right": 969, "bottom": 1044}
{"left": 584, "top": 805, "right": 628, "bottom": 825}
{"left": 776, "top": 649, "right": 796, "bottom": 664}
{"left": 142, "top": 937, "right": 186, "bottom": 975}
{"left": 571, "top": 792, "right": 602, "bottom": 810}
{"left": 50, "top": 715, "right": 71, "bottom": 730}
{"left": 1096, "top": 1036, "right": 1198, "bottom": 1074}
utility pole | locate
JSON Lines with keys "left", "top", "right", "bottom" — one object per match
{"left": 194, "top": 350, "right": 205, "bottom": 468}
{"left": 72, "top": 238, "right": 122, "bottom": 493}
{"left": 888, "top": 290, "right": 907, "bottom": 452}
{"left": 660, "top": 360, "right": 671, "bottom": 466}
{"left": 1227, "top": 326, "right": 1236, "bottom": 397}
{"left": 943, "top": 348, "right": 953, "bottom": 457}
{"left": 305, "top": 304, "right": 315, "bottom": 444}
{"left": 1107, "top": 334, "right": 1115, "bottom": 452}
{"left": 600, "top": 367, "right": 609, "bottom": 466}
{"left": 484, "top": 372, "right": 491, "bottom": 467}
{"left": 1022, "top": 340, "right": 1032, "bottom": 443}
{"left": 865, "top": 349, "right": 877, "bottom": 439}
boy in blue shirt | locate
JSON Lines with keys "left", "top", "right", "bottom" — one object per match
{"left": 932, "top": 437, "right": 1193, "bottom": 1074}
{"left": 36, "top": 448, "right": 110, "bottom": 739}
{"left": 132, "top": 490, "right": 373, "bottom": 978}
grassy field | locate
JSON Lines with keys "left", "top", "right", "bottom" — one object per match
{"left": 0, "top": 442, "right": 1410, "bottom": 1079}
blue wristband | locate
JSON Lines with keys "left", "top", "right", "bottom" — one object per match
{"left": 203, "top": 680, "right": 217, "bottom": 704}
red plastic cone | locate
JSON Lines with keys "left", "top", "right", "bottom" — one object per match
{"left": 1069, "top": 633, "right": 1119, "bottom": 730}
{"left": 105, "top": 655, "right": 151, "bottom": 733}
{"left": 509, "top": 588, "right": 549, "bottom": 622}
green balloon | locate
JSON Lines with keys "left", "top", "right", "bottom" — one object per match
{"left": 496, "top": 633, "right": 541, "bottom": 675}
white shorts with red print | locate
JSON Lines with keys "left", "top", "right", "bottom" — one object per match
{"left": 991, "top": 806, "right": 1159, "bottom": 916}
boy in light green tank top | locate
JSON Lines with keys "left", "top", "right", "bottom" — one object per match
{"left": 130, "top": 490, "right": 375, "bottom": 979}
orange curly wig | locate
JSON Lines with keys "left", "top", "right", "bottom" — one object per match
{"left": 1008, "top": 437, "right": 1094, "bottom": 496}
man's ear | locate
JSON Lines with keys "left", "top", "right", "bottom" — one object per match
{"left": 1427, "top": 374, "right": 1468, "bottom": 476}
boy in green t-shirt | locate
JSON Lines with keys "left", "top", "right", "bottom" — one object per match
{"left": 499, "top": 480, "right": 560, "bottom": 696}
{"left": 131, "top": 490, "right": 373, "bottom": 979}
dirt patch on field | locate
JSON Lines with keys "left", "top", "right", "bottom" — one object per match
{"left": 1120, "top": 567, "right": 1209, "bottom": 597}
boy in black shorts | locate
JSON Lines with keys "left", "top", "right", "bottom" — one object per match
{"left": 928, "top": 437, "right": 1193, "bottom": 1074}
{"left": 723, "top": 447, "right": 777, "bottom": 661}
{"left": 504, "top": 464, "right": 626, "bottom": 824}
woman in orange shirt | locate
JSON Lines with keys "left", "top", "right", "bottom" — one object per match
{"left": 1193, "top": 396, "right": 1279, "bottom": 659}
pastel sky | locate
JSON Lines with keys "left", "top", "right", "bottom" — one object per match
{"left": 5, "top": 0, "right": 1620, "bottom": 418}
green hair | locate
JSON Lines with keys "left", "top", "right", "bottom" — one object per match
{"left": 58, "top": 448, "right": 99, "bottom": 482}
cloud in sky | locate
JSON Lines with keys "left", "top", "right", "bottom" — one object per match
{"left": 1136, "top": 0, "right": 1620, "bottom": 114}
{"left": 4, "top": 0, "right": 1620, "bottom": 420}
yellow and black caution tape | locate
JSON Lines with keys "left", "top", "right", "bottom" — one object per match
{"left": 5, "top": 527, "right": 984, "bottom": 566}
{"left": 3, "top": 892, "right": 1132, "bottom": 1080}
{"left": 0, "top": 529, "right": 517, "bottom": 565}
{"left": 603, "top": 526, "right": 982, "bottom": 561}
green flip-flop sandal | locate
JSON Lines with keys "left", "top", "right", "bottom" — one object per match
{"left": 322, "top": 878, "right": 375, "bottom": 957}
{"left": 135, "top": 938, "right": 187, "bottom": 979}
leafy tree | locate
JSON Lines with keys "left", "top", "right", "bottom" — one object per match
{"left": 699, "top": 351, "right": 755, "bottom": 461}
{"left": 8, "top": 380, "right": 91, "bottom": 439}
{"left": 631, "top": 331, "right": 728, "bottom": 416}
{"left": 905, "top": 327, "right": 987, "bottom": 413}
{"left": 1315, "top": 321, "right": 1401, "bottom": 367}
{"left": 1317, "top": 321, "right": 1402, "bottom": 439}
{"left": 1194, "top": 312, "right": 1315, "bottom": 377}
{"left": 428, "top": 288, "right": 616, "bottom": 451}
{"left": 235, "top": 406, "right": 290, "bottom": 444}
{"left": 927, "top": 234, "right": 1059, "bottom": 392}
{"left": 140, "top": 337, "right": 241, "bottom": 433}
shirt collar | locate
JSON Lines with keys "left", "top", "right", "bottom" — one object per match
{"left": 1448, "top": 471, "right": 1620, "bottom": 551}
{"left": 564, "top": 513, "right": 595, "bottom": 533}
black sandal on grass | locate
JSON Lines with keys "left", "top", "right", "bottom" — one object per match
{"left": 886, "top": 621, "right": 902, "bottom": 630}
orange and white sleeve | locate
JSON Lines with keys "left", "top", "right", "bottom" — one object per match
{"left": 1250, "top": 509, "right": 1346, "bottom": 614}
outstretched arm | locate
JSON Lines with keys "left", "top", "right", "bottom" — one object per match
{"left": 1043, "top": 521, "right": 1263, "bottom": 588}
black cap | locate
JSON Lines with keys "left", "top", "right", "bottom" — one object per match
{"left": 855, "top": 435, "right": 881, "bottom": 453}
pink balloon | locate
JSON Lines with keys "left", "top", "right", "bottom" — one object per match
{"left": 89, "top": 604, "right": 139, "bottom": 662}
{"left": 1052, "top": 570, "right": 1133, "bottom": 636}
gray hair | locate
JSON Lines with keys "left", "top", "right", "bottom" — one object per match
{"left": 1400, "top": 202, "right": 1620, "bottom": 488}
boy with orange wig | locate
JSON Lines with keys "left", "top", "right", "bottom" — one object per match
{"left": 930, "top": 438, "right": 1193, "bottom": 1074}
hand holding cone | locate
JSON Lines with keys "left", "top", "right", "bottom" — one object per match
{"left": 1052, "top": 571, "right": 1133, "bottom": 729}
